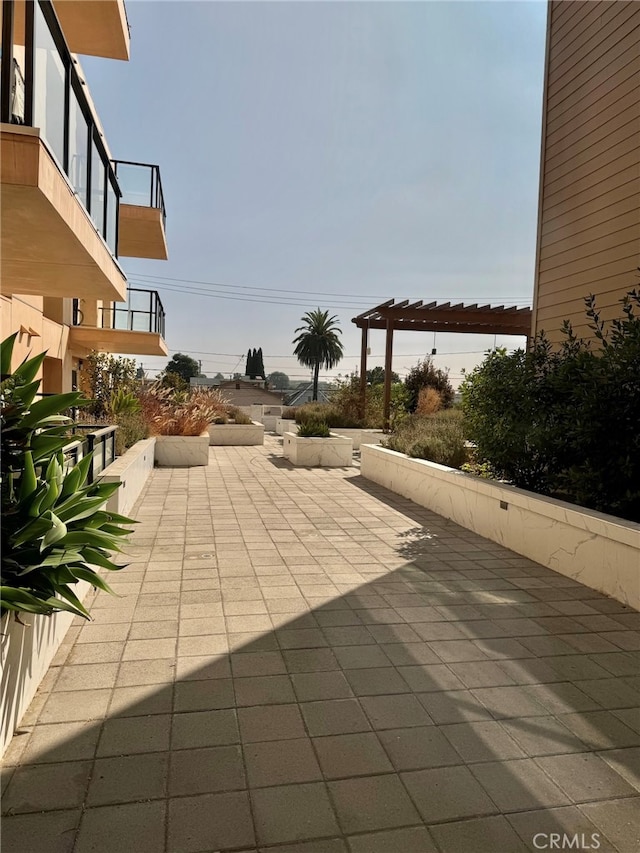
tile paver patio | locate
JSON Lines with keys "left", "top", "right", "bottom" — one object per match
{"left": 2, "top": 436, "right": 639, "bottom": 852}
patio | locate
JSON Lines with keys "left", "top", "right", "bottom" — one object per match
{"left": 2, "top": 436, "right": 639, "bottom": 853}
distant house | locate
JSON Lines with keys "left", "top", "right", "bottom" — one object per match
{"left": 191, "top": 376, "right": 285, "bottom": 408}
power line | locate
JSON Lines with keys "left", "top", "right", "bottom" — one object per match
{"left": 130, "top": 272, "right": 533, "bottom": 307}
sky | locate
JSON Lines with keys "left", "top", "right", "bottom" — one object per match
{"left": 82, "top": 0, "right": 548, "bottom": 387}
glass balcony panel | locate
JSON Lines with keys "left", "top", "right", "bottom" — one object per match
{"left": 115, "top": 162, "right": 153, "bottom": 207}
{"left": 106, "top": 180, "right": 118, "bottom": 254}
{"left": 68, "top": 87, "right": 89, "bottom": 208}
{"left": 90, "top": 141, "right": 105, "bottom": 236}
{"left": 33, "top": 0, "right": 65, "bottom": 166}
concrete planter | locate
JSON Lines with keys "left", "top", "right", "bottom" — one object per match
{"left": 330, "top": 428, "right": 384, "bottom": 450}
{"left": 208, "top": 421, "right": 264, "bottom": 446}
{"left": 283, "top": 432, "right": 353, "bottom": 467}
{"left": 251, "top": 405, "right": 284, "bottom": 432}
{"left": 275, "top": 418, "right": 297, "bottom": 436}
{"left": 361, "top": 445, "right": 640, "bottom": 610}
{"left": 154, "top": 432, "right": 210, "bottom": 467}
{"left": 101, "top": 438, "right": 156, "bottom": 516}
{"left": 1, "top": 581, "right": 92, "bottom": 756}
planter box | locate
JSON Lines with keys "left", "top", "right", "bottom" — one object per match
{"left": 361, "top": 445, "right": 640, "bottom": 610}
{"left": 154, "top": 432, "right": 210, "bottom": 467}
{"left": 275, "top": 418, "right": 297, "bottom": 436}
{"left": 283, "top": 432, "right": 353, "bottom": 467}
{"left": 1, "top": 581, "right": 92, "bottom": 756}
{"left": 208, "top": 421, "right": 264, "bottom": 446}
{"left": 330, "top": 428, "right": 384, "bottom": 450}
{"left": 101, "top": 438, "right": 156, "bottom": 516}
{"left": 251, "top": 405, "right": 284, "bottom": 432}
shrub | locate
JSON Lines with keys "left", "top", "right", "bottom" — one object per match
{"left": 138, "top": 386, "right": 227, "bottom": 436}
{"left": 383, "top": 410, "right": 468, "bottom": 468}
{"left": 79, "top": 352, "right": 137, "bottom": 418}
{"left": 460, "top": 290, "right": 640, "bottom": 521}
{"left": 298, "top": 419, "right": 331, "bottom": 438}
{"left": 282, "top": 406, "right": 298, "bottom": 419}
{"left": 114, "top": 411, "right": 148, "bottom": 456}
{"left": 404, "top": 358, "right": 454, "bottom": 412}
{"left": 227, "top": 406, "right": 252, "bottom": 425}
{"left": 416, "top": 387, "right": 442, "bottom": 415}
{"left": 1, "top": 335, "right": 135, "bottom": 620}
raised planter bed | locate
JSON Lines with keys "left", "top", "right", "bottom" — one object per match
{"left": 275, "top": 418, "right": 297, "bottom": 436}
{"left": 1, "top": 581, "right": 93, "bottom": 756}
{"left": 101, "top": 438, "right": 156, "bottom": 516}
{"left": 361, "top": 445, "right": 640, "bottom": 610}
{"left": 283, "top": 432, "right": 353, "bottom": 467}
{"left": 208, "top": 421, "right": 264, "bottom": 446}
{"left": 330, "top": 428, "right": 384, "bottom": 450}
{"left": 154, "top": 432, "right": 210, "bottom": 467}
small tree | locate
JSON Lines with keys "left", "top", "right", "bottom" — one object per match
{"left": 366, "top": 366, "right": 399, "bottom": 385}
{"left": 268, "top": 371, "right": 290, "bottom": 389}
{"left": 404, "top": 357, "right": 454, "bottom": 412}
{"left": 165, "top": 353, "right": 200, "bottom": 384}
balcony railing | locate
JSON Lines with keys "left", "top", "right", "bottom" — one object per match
{"left": 1, "top": 0, "right": 121, "bottom": 255}
{"left": 112, "top": 160, "right": 166, "bottom": 226}
{"left": 98, "top": 288, "right": 166, "bottom": 339}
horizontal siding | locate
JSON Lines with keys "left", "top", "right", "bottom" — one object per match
{"left": 542, "top": 183, "right": 639, "bottom": 237}
{"left": 537, "top": 253, "right": 638, "bottom": 291}
{"left": 546, "top": 53, "right": 639, "bottom": 134}
{"left": 544, "top": 111, "right": 637, "bottom": 177}
{"left": 537, "top": 292, "right": 633, "bottom": 331}
{"left": 536, "top": 271, "right": 636, "bottom": 310}
{"left": 545, "top": 88, "right": 637, "bottom": 163}
{"left": 543, "top": 139, "right": 638, "bottom": 199}
{"left": 541, "top": 208, "right": 638, "bottom": 253}
{"left": 539, "top": 235, "right": 638, "bottom": 275}
{"left": 543, "top": 163, "right": 638, "bottom": 219}
{"left": 546, "top": 27, "right": 640, "bottom": 111}
{"left": 550, "top": 1, "right": 634, "bottom": 58}
{"left": 549, "top": 2, "right": 638, "bottom": 81}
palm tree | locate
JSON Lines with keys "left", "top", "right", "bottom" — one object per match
{"left": 293, "top": 309, "right": 344, "bottom": 401}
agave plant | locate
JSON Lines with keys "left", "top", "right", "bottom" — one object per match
{"left": 1, "top": 334, "right": 135, "bottom": 620}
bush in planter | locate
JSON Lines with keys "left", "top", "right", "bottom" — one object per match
{"left": 404, "top": 358, "right": 454, "bottom": 412}
{"left": 382, "top": 410, "right": 468, "bottom": 468}
{"left": 460, "top": 290, "right": 640, "bottom": 521}
{"left": 138, "top": 386, "right": 227, "bottom": 435}
{"left": 226, "top": 406, "right": 252, "bottom": 425}
{"left": 1, "top": 335, "right": 135, "bottom": 620}
{"left": 298, "top": 419, "right": 331, "bottom": 438}
{"left": 295, "top": 402, "right": 361, "bottom": 429}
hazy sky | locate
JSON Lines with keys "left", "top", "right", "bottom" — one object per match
{"left": 83, "top": 0, "right": 547, "bottom": 386}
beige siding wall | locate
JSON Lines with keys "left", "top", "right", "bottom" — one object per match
{"left": 532, "top": 0, "right": 640, "bottom": 344}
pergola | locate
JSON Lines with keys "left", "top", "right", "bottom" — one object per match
{"left": 351, "top": 299, "right": 533, "bottom": 429}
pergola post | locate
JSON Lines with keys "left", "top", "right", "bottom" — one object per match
{"left": 359, "top": 324, "right": 368, "bottom": 420}
{"left": 383, "top": 319, "right": 393, "bottom": 431}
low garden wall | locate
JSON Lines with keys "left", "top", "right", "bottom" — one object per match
{"left": 361, "top": 445, "right": 640, "bottom": 610}
{"left": 208, "top": 421, "right": 264, "bottom": 445}
{"left": 1, "top": 581, "right": 93, "bottom": 756}
{"left": 102, "top": 437, "right": 156, "bottom": 516}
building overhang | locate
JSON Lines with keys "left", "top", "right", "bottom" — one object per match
{"left": 118, "top": 204, "right": 168, "bottom": 260}
{"left": 1, "top": 126, "right": 127, "bottom": 302}
{"left": 68, "top": 326, "right": 168, "bottom": 357}
{"left": 13, "top": 0, "right": 130, "bottom": 60}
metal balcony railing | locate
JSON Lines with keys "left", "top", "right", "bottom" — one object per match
{"left": 112, "top": 160, "right": 166, "bottom": 227}
{"left": 98, "top": 288, "right": 166, "bottom": 339}
{"left": 0, "top": 0, "right": 121, "bottom": 256}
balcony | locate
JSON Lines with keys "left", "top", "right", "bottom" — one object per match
{"left": 68, "top": 288, "right": 168, "bottom": 356}
{"left": 1, "top": 0, "right": 126, "bottom": 301}
{"left": 12, "top": 0, "right": 130, "bottom": 61}
{"left": 113, "top": 160, "right": 168, "bottom": 260}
